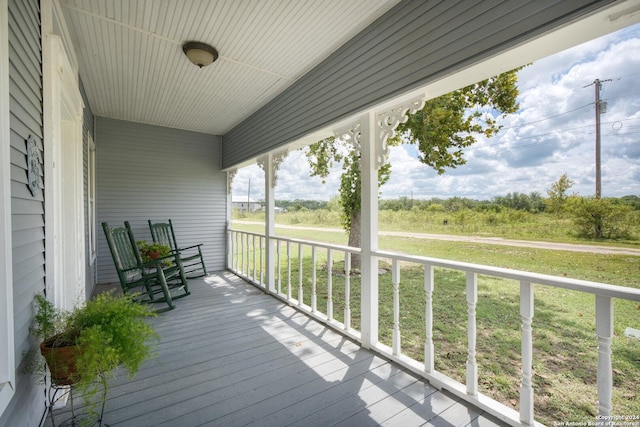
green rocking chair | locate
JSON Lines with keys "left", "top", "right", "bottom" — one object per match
{"left": 148, "top": 219, "right": 208, "bottom": 278}
{"left": 102, "top": 221, "right": 191, "bottom": 312}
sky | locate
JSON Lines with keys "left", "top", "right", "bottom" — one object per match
{"left": 232, "top": 23, "right": 640, "bottom": 202}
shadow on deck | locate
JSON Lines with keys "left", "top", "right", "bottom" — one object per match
{"left": 49, "top": 271, "right": 508, "bottom": 426}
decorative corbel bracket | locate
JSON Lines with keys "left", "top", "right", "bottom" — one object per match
{"left": 257, "top": 150, "right": 288, "bottom": 188}
{"left": 227, "top": 169, "right": 237, "bottom": 195}
{"left": 334, "top": 122, "right": 362, "bottom": 158}
{"left": 375, "top": 94, "right": 426, "bottom": 169}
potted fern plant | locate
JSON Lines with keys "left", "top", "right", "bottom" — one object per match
{"left": 136, "top": 240, "right": 171, "bottom": 262}
{"left": 28, "top": 291, "right": 158, "bottom": 425}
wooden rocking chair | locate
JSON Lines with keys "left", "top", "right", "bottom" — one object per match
{"left": 148, "top": 219, "right": 208, "bottom": 278}
{"left": 102, "top": 221, "right": 191, "bottom": 312}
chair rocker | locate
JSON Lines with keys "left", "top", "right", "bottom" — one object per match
{"left": 148, "top": 219, "right": 208, "bottom": 278}
{"left": 102, "top": 221, "right": 191, "bottom": 312}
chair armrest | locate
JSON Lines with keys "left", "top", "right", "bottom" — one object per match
{"left": 177, "top": 244, "right": 203, "bottom": 251}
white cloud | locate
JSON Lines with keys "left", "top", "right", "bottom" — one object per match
{"left": 233, "top": 23, "right": 640, "bottom": 201}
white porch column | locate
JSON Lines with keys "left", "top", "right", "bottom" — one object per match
{"left": 360, "top": 111, "right": 379, "bottom": 349}
{"left": 258, "top": 151, "right": 286, "bottom": 293}
{"left": 336, "top": 94, "right": 426, "bottom": 350}
{"left": 226, "top": 169, "right": 236, "bottom": 269}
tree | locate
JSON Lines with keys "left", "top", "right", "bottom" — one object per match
{"left": 565, "top": 196, "right": 633, "bottom": 239}
{"left": 306, "top": 69, "right": 522, "bottom": 269}
{"left": 546, "top": 173, "right": 575, "bottom": 215}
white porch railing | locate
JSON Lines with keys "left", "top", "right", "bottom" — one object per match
{"left": 227, "top": 228, "right": 640, "bottom": 427}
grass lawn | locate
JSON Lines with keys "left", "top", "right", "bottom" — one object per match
{"left": 230, "top": 213, "right": 640, "bottom": 425}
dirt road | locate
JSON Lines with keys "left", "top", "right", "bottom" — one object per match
{"left": 232, "top": 220, "right": 640, "bottom": 256}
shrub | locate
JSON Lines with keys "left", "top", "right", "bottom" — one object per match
{"left": 565, "top": 196, "right": 634, "bottom": 239}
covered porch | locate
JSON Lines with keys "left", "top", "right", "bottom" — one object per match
{"left": 4, "top": 1, "right": 640, "bottom": 426}
{"left": 49, "top": 272, "right": 506, "bottom": 427}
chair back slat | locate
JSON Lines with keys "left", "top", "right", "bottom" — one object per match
{"left": 151, "top": 224, "right": 176, "bottom": 251}
{"left": 112, "top": 227, "right": 140, "bottom": 270}
{"left": 149, "top": 219, "right": 179, "bottom": 251}
{"left": 148, "top": 219, "right": 207, "bottom": 278}
{"left": 102, "top": 223, "right": 142, "bottom": 275}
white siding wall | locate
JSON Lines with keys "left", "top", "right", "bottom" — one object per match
{"left": 96, "top": 117, "right": 226, "bottom": 284}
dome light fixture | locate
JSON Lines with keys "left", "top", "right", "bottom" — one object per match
{"left": 182, "top": 41, "right": 218, "bottom": 68}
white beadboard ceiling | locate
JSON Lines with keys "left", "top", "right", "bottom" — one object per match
{"left": 60, "top": 0, "right": 402, "bottom": 135}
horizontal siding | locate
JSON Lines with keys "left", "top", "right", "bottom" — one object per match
{"left": 222, "top": 0, "right": 614, "bottom": 168}
{"left": 1, "top": 0, "right": 45, "bottom": 426}
{"left": 8, "top": 0, "right": 43, "bottom": 366}
{"left": 96, "top": 117, "right": 227, "bottom": 285}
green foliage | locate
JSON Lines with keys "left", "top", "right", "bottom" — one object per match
{"left": 492, "top": 192, "right": 545, "bottom": 213}
{"left": 276, "top": 199, "right": 328, "bottom": 211}
{"left": 28, "top": 292, "right": 157, "bottom": 422}
{"left": 307, "top": 138, "right": 391, "bottom": 232}
{"left": 136, "top": 240, "right": 171, "bottom": 263}
{"left": 72, "top": 292, "right": 157, "bottom": 378}
{"left": 305, "top": 69, "right": 522, "bottom": 237}
{"left": 565, "top": 196, "right": 634, "bottom": 239}
{"left": 619, "top": 195, "right": 640, "bottom": 210}
{"left": 29, "top": 293, "right": 78, "bottom": 346}
{"left": 546, "top": 173, "right": 575, "bottom": 215}
{"left": 394, "top": 69, "right": 521, "bottom": 174}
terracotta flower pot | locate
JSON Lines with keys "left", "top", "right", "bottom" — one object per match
{"left": 40, "top": 335, "right": 82, "bottom": 386}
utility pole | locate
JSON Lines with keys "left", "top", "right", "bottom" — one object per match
{"left": 586, "top": 78, "right": 611, "bottom": 198}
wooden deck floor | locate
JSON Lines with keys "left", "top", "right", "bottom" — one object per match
{"left": 50, "top": 272, "right": 508, "bottom": 427}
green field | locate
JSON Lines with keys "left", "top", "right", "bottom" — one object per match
{"left": 230, "top": 210, "right": 640, "bottom": 425}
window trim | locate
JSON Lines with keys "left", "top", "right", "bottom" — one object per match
{"left": 87, "top": 134, "right": 96, "bottom": 263}
{"left": 0, "top": 0, "right": 16, "bottom": 416}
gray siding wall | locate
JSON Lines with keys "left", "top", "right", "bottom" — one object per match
{"left": 222, "top": 0, "right": 613, "bottom": 169}
{"left": 96, "top": 117, "right": 226, "bottom": 284}
{"left": 1, "top": 0, "right": 44, "bottom": 425}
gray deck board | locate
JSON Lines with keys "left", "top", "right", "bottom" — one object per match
{"left": 49, "top": 272, "right": 508, "bottom": 427}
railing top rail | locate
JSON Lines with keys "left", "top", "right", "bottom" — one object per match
{"left": 228, "top": 228, "right": 264, "bottom": 239}
{"left": 229, "top": 228, "right": 361, "bottom": 254}
{"left": 374, "top": 249, "right": 640, "bottom": 301}
{"left": 228, "top": 228, "right": 639, "bottom": 301}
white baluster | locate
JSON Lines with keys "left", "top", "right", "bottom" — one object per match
{"left": 231, "top": 231, "right": 236, "bottom": 271}
{"left": 424, "top": 264, "right": 434, "bottom": 373}
{"left": 258, "top": 236, "right": 262, "bottom": 285}
{"left": 276, "top": 239, "right": 281, "bottom": 294}
{"left": 596, "top": 295, "right": 613, "bottom": 416}
{"left": 327, "top": 249, "right": 333, "bottom": 321}
{"left": 466, "top": 272, "right": 478, "bottom": 397}
{"left": 240, "top": 232, "right": 245, "bottom": 275}
{"left": 520, "top": 281, "right": 534, "bottom": 425}
{"left": 298, "top": 244, "right": 303, "bottom": 307}
{"left": 252, "top": 234, "right": 256, "bottom": 281}
{"left": 287, "top": 241, "right": 291, "bottom": 300}
{"left": 311, "top": 246, "right": 317, "bottom": 312}
{"left": 344, "top": 252, "right": 351, "bottom": 331}
{"left": 392, "top": 259, "right": 401, "bottom": 356}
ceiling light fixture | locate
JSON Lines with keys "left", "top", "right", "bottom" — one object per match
{"left": 182, "top": 41, "right": 218, "bottom": 68}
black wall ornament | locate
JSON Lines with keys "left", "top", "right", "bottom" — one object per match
{"left": 26, "top": 135, "right": 41, "bottom": 196}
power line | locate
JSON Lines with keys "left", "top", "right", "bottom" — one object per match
{"left": 498, "top": 103, "right": 592, "bottom": 131}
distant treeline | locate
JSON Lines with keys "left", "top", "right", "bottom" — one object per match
{"left": 275, "top": 193, "right": 640, "bottom": 213}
